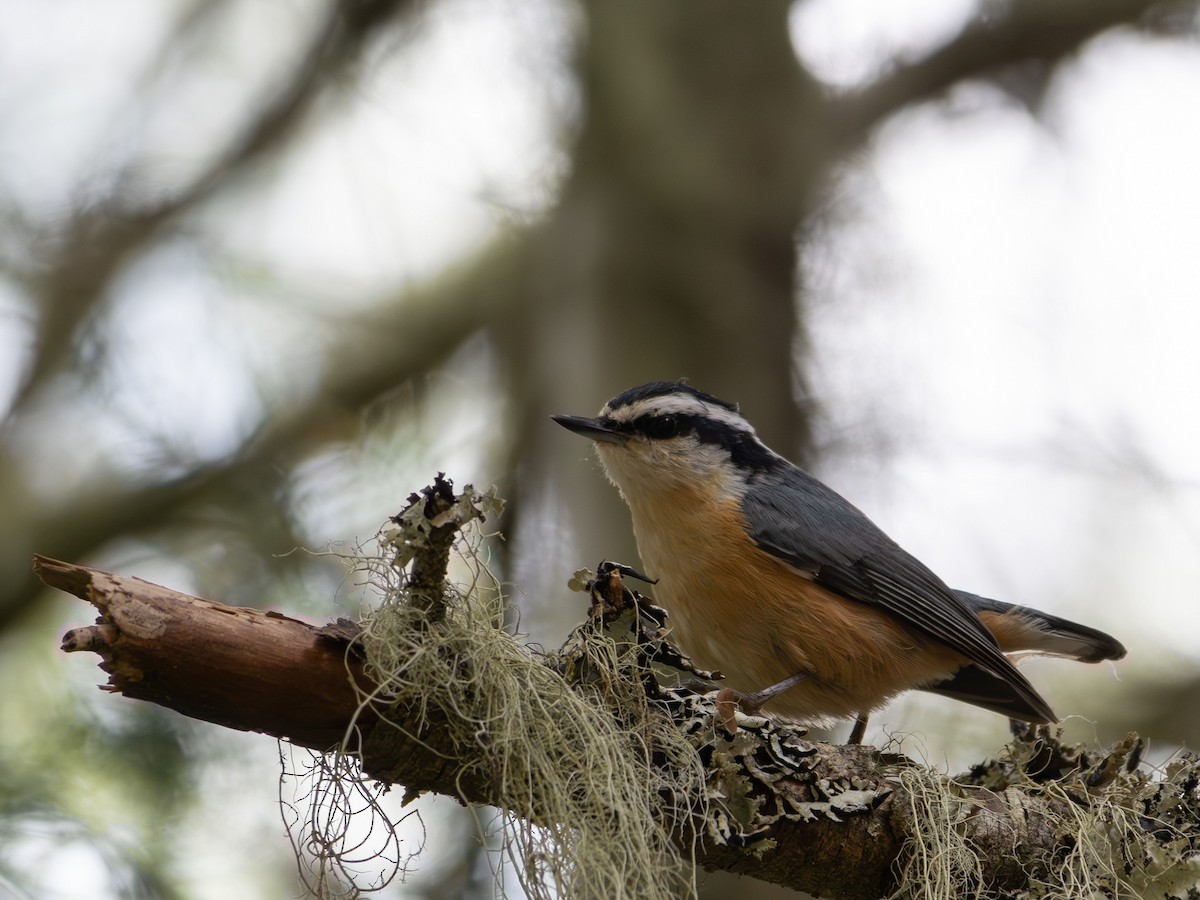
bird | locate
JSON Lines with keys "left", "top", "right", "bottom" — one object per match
{"left": 553, "top": 380, "right": 1126, "bottom": 741}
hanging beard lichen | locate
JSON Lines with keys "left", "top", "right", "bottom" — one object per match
{"left": 281, "top": 477, "right": 1197, "bottom": 898}
{"left": 888, "top": 729, "right": 1200, "bottom": 900}
{"left": 323, "top": 477, "right": 711, "bottom": 899}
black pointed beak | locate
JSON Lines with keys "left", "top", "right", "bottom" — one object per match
{"left": 551, "top": 414, "right": 629, "bottom": 445}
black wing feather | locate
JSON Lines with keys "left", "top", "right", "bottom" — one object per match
{"left": 922, "top": 664, "right": 1050, "bottom": 720}
{"left": 744, "top": 466, "right": 1057, "bottom": 723}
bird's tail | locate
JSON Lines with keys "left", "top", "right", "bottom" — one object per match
{"left": 920, "top": 590, "right": 1125, "bottom": 723}
{"left": 955, "top": 589, "right": 1127, "bottom": 663}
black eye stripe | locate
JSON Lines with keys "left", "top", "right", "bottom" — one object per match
{"left": 632, "top": 413, "right": 694, "bottom": 439}
{"left": 624, "top": 412, "right": 776, "bottom": 471}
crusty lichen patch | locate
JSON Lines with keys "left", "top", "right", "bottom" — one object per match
{"left": 289, "top": 480, "right": 1198, "bottom": 900}
{"left": 696, "top": 705, "right": 886, "bottom": 855}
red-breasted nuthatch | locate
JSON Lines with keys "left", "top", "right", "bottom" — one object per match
{"left": 554, "top": 381, "right": 1126, "bottom": 739}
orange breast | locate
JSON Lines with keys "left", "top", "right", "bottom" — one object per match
{"left": 625, "top": 483, "right": 966, "bottom": 723}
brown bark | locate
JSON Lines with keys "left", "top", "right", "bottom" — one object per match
{"left": 43, "top": 554, "right": 1191, "bottom": 900}
{"left": 45, "top": 555, "right": 375, "bottom": 751}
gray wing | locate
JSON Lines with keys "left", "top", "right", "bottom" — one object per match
{"left": 743, "top": 467, "right": 1056, "bottom": 722}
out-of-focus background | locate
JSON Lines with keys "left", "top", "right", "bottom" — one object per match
{"left": 1, "top": 0, "right": 1197, "bottom": 897}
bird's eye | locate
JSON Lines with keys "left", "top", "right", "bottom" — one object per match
{"left": 642, "top": 415, "right": 681, "bottom": 439}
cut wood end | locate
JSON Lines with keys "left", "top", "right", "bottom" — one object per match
{"left": 33, "top": 555, "right": 97, "bottom": 601}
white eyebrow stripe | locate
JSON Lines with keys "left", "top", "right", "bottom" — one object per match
{"left": 604, "top": 395, "right": 755, "bottom": 433}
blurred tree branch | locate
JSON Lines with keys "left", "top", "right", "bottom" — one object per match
{"left": 1, "top": 237, "right": 525, "bottom": 630}
{"left": 13, "top": 0, "right": 418, "bottom": 414}
{"left": 834, "top": 0, "right": 1188, "bottom": 143}
{"left": 7, "top": 4, "right": 1197, "bottom": 897}
{"left": 7, "top": 0, "right": 1197, "bottom": 651}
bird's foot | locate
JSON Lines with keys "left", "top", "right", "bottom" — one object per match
{"left": 712, "top": 672, "right": 810, "bottom": 735}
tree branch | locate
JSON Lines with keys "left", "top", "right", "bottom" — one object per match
{"left": 46, "top": 555, "right": 376, "bottom": 750}
{"left": 13, "top": 0, "right": 418, "bottom": 414}
{"left": 43, "top": 550, "right": 1196, "bottom": 899}
{"left": 833, "top": 0, "right": 1187, "bottom": 144}
{"left": 1, "top": 235, "right": 525, "bottom": 631}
